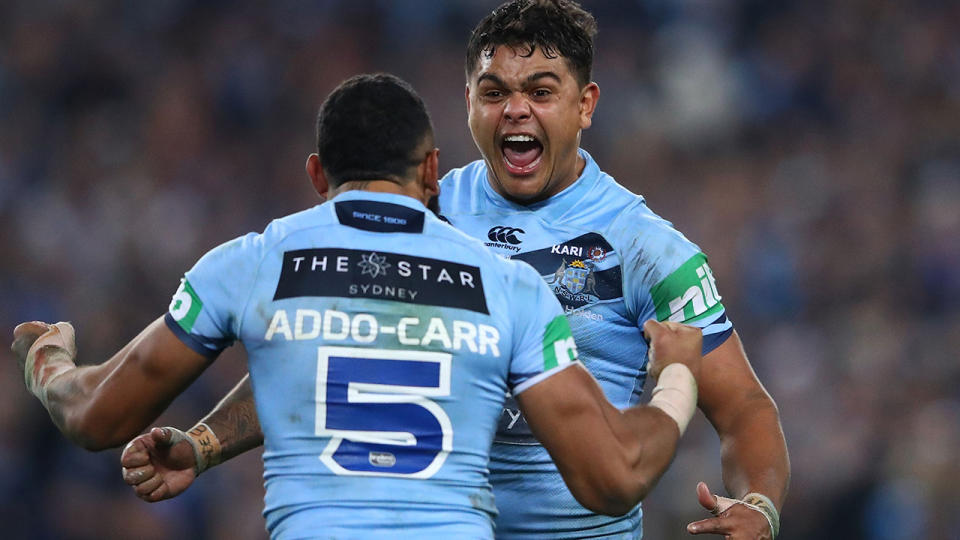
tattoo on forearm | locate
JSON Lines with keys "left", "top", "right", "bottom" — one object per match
{"left": 202, "top": 377, "right": 263, "bottom": 460}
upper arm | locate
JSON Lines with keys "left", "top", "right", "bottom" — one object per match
{"left": 71, "top": 316, "right": 212, "bottom": 448}
{"left": 696, "top": 331, "right": 777, "bottom": 434}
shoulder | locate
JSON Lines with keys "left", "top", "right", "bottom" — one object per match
{"left": 624, "top": 202, "right": 703, "bottom": 285}
{"left": 437, "top": 160, "right": 488, "bottom": 214}
{"left": 196, "top": 205, "right": 327, "bottom": 270}
{"left": 583, "top": 172, "right": 704, "bottom": 288}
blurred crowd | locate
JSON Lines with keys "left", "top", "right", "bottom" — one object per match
{"left": 1, "top": 1, "right": 958, "bottom": 539}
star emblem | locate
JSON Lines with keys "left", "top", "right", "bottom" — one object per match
{"left": 358, "top": 252, "right": 391, "bottom": 278}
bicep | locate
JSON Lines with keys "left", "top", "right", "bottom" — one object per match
{"left": 697, "top": 331, "right": 775, "bottom": 432}
{"left": 83, "top": 316, "right": 213, "bottom": 445}
{"left": 517, "top": 363, "right": 614, "bottom": 454}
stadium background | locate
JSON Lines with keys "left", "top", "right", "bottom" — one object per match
{"left": 1, "top": 1, "right": 958, "bottom": 538}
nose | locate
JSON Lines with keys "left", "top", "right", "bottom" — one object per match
{"left": 503, "top": 93, "right": 531, "bottom": 123}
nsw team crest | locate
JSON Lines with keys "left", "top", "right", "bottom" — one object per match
{"left": 549, "top": 259, "right": 599, "bottom": 302}
{"left": 512, "top": 232, "right": 622, "bottom": 311}
{"left": 556, "top": 260, "right": 593, "bottom": 295}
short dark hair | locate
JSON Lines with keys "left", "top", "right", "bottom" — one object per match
{"left": 316, "top": 73, "right": 433, "bottom": 186}
{"left": 466, "top": 0, "right": 598, "bottom": 87}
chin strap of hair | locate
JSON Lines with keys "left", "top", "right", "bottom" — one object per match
{"left": 648, "top": 363, "right": 698, "bottom": 435}
{"left": 184, "top": 423, "right": 223, "bottom": 475}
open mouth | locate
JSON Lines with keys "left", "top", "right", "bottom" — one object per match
{"left": 501, "top": 134, "right": 543, "bottom": 175}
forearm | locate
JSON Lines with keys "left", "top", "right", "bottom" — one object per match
{"left": 607, "top": 361, "right": 697, "bottom": 505}
{"left": 538, "top": 397, "right": 680, "bottom": 516}
{"left": 196, "top": 374, "right": 263, "bottom": 464}
{"left": 612, "top": 404, "right": 681, "bottom": 500}
{"left": 36, "top": 338, "right": 147, "bottom": 449}
{"left": 44, "top": 347, "right": 184, "bottom": 450}
{"left": 527, "top": 361, "right": 694, "bottom": 516}
{"left": 698, "top": 332, "right": 790, "bottom": 510}
{"left": 18, "top": 317, "right": 212, "bottom": 451}
{"left": 42, "top": 363, "right": 115, "bottom": 448}
{"left": 717, "top": 394, "right": 790, "bottom": 509}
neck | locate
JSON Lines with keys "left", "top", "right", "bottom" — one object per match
{"left": 329, "top": 179, "right": 424, "bottom": 204}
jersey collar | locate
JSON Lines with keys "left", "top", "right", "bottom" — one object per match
{"left": 330, "top": 190, "right": 429, "bottom": 212}
{"left": 480, "top": 148, "right": 602, "bottom": 221}
{"left": 329, "top": 190, "right": 429, "bottom": 233}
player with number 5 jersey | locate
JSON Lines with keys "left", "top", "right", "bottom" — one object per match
{"left": 13, "top": 73, "right": 706, "bottom": 540}
{"left": 168, "top": 186, "right": 582, "bottom": 537}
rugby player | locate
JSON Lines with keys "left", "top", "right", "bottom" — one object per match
{"left": 120, "top": 1, "right": 790, "bottom": 538}
{"left": 13, "top": 73, "right": 706, "bottom": 539}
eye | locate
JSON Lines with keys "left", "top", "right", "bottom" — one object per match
{"left": 483, "top": 89, "right": 504, "bottom": 100}
{"left": 532, "top": 88, "right": 552, "bottom": 99}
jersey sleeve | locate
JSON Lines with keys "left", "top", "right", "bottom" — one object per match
{"left": 505, "top": 260, "right": 581, "bottom": 395}
{"left": 165, "top": 232, "right": 263, "bottom": 358}
{"left": 616, "top": 201, "right": 734, "bottom": 355}
{"left": 648, "top": 251, "right": 733, "bottom": 353}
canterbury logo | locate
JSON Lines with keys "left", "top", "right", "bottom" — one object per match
{"left": 487, "top": 226, "right": 525, "bottom": 245}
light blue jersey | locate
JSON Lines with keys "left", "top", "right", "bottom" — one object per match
{"left": 438, "top": 149, "right": 734, "bottom": 539}
{"left": 165, "top": 191, "right": 580, "bottom": 539}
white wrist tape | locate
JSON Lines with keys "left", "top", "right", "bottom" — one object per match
{"left": 743, "top": 492, "right": 780, "bottom": 538}
{"left": 23, "top": 322, "right": 78, "bottom": 408}
{"left": 185, "top": 422, "right": 223, "bottom": 475}
{"left": 710, "top": 492, "right": 780, "bottom": 539}
{"left": 648, "top": 363, "right": 697, "bottom": 435}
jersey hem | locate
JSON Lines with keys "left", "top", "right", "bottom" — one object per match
{"left": 512, "top": 360, "right": 579, "bottom": 395}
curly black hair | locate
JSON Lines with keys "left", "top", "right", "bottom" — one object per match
{"left": 466, "top": 0, "right": 598, "bottom": 87}
{"left": 316, "top": 73, "right": 434, "bottom": 186}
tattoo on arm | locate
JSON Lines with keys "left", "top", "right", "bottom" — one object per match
{"left": 200, "top": 375, "right": 263, "bottom": 462}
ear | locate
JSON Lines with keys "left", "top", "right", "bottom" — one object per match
{"left": 464, "top": 84, "right": 472, "bottom": 115}
{"left": 305, "top": 153, "right": 330, "bottom": 198}
{"left": 419, "top": 148, "right": 441, "bottom": 202}
{"left": 578, "top": 82, "right": 600, "bottom": 130}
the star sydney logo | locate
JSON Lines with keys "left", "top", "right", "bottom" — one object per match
{"left": 358, "top": 252, "right": 391, "bottom": 278}
{"left": 274, "top": 248, "right": 490, "bottom": 314}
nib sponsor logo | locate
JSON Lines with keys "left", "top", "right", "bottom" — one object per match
{"left": 486, "top": 226, "right": 524, "bottom": 252}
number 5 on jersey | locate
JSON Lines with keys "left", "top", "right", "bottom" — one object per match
{"left": 315, "top": 346, "right": 453, "bottom": 478}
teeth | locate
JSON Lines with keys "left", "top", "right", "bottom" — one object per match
{"left": 504, "top": 135, "right": 536, "bottom": 142}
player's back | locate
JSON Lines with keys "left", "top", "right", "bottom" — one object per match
{"left": 176, "top": 191, "right": 568, "bottom": 539}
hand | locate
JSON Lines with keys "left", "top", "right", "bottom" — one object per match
{"left": 12, "top": 321, "right": 77, "bottom": 399}
{"left": 643, "top": 320, "right": 702, "bottom": 381}
{"left": 11, "top": 321, "right": 51, "bottom": 372}
{"left": 687, "top": 482, "right": 774, "bottom": 539}
{"left": 121, "top": 427, "right": 199, "bottom": 502}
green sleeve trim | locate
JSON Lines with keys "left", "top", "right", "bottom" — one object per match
{"left": 542, "top": 315, "right": 578, "bottom": 370}
{"left": 651, "top": 253, "right": 724, "bottom": 323}
{"left": 169, "top": 278, "right": 204, "bottom": 333}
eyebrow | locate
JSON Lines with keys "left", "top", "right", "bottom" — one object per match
{"left": 476, "top": 71, "right": 563, "bottom": 87}
{"left": 525, "top": 71, "right": 562, "bottom": 85}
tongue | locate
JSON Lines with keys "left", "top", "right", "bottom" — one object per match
{"left": 504, "top": 145, "right": 542, "bottom": 168}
